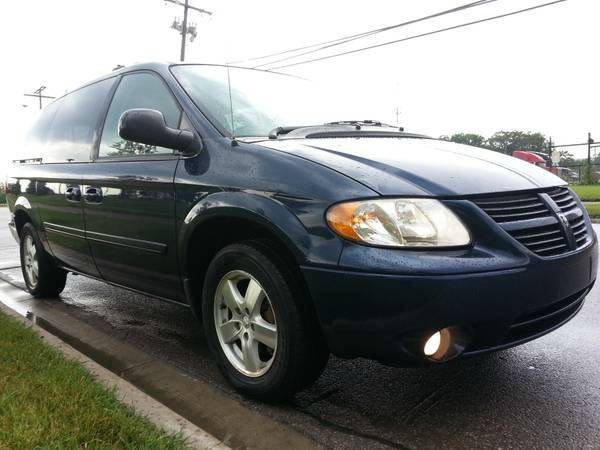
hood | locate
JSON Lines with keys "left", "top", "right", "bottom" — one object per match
{"left": 258, "top": 137, "right": 566, "bottom": 196}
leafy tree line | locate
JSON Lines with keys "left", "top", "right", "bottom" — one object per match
{"left": 439, "top": 130, "right": 578, "bottom": 165}
{"left": 440, "top": 131, "right": 549, "bottom": 154}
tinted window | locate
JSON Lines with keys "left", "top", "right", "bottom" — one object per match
{"left": 98, "top": 72, "right": 182, "bottom": 158}
{"left": 21, "top": 100, "right": 59, "bottom": 163}
{"left": 30, "top": 78, "right": 114, "bottom": 163}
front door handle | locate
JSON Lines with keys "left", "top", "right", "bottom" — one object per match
{"left": 84, "top": 186, "right": 103, "bottom": 204}
{"left": 65, "top": 186, "right": 81, "bottom": 202}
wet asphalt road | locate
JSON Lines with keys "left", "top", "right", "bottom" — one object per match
{"left": 1, "top": 207, "right": 599, "bottom": 449}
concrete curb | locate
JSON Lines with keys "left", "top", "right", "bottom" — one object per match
{"left": 0, "top": 298, "right": 230, "bottom": 450}
{"left": 0, "top": 280, "right": 322, "bottom": 450}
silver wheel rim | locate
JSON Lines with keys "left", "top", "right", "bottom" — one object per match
{"left": 213, "top": 270, "right": 278, "bottom": 377}
{"left": 23, "top": 235, "right": 39, "bottom": 288}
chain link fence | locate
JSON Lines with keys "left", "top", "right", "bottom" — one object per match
{"left": 559, "top": 164, "right": 600, "bottom": 184}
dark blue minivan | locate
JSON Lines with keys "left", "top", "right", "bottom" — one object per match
{"left": 6, "top": 62, "right": 598, "bottom": 400}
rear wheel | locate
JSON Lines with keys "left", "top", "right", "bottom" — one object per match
{"left": 20, "top": 222, "right": 67, "bottom": 297}
{"left": 202, "top": 240, "right": 328, "bottom": 401}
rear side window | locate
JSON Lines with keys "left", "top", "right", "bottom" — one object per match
{"left": 98, "top": 72, "right": 182, "bottom": 158}
{"left": 24, "top": 78, "right": 115, "bottom": 164}
{"left": 21, "top": 101, "right": 59, "bottom": 163}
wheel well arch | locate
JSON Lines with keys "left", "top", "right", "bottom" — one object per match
{"left": 183, "top": 214, "right": 308, "bottom": 316}
{"left": 13, "top": 208, "right": 32, "bottom": 236}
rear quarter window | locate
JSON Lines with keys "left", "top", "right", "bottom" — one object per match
{"left": 21, "top": 78, "right": 115, "bottom": 164}
{"left": 19, "top": 101, "right": 59, "bottom": 164}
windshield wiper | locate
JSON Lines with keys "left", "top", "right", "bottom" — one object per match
{"left": 268, "top": 126, "right": 309, "bottom": 139}
{"left": 268, "top": 120, "right": 402, "bottom": 139}
{"left": 325, "top": 120, "right": 398, "bottom": 129}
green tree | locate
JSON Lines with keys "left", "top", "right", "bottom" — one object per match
{"left": 487, "top": 131, "right": 548, "bottom": 155}
{"left": 108, "top": 139, "right": 157, "bottom": 157}
{"left": 583, "top": 163, "right": 596, "bottom": 184}
{"left": 558, "top": 150, "right": 575, "bottom": 165}
{"left": 447, "top": 133, "right": 488, "bottom": 148}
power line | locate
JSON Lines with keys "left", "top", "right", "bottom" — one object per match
{"left": 552, "top": 142, "right": 592, "bottom": 149}
{"left": 267, "top": 0, "right": 565, "bottom": 70}
{"left": 266, "top": 0, "right": 566, "bottom": 71}
{"left": 251, "top": 0, "right": 499, "bottom": 69}
{"left": 164, "top": 0, "right": 211, "bottom": 15}
{"left": 229, "top": 0, "right": 497, "bottom": 66}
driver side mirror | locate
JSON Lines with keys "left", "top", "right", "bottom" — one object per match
{"left": 118, "top": 108, "right": 202, "bottom": 156}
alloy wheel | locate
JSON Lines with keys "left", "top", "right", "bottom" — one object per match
{"left": 213, "top": 270, "right": 278, "bottom": 377}
{"left": 23, "top": 235, "right": 39, "bottom": 288}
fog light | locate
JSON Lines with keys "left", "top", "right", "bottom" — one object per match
{"left": 424, "top": 331, "right": 441, "bottom": 356}
{"left": 421, "top": 326, "right": 469, "bottom": 362}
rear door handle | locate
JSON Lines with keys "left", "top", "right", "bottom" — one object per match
{"left": 65, "top": 186, "right": 81, "bottom": 202}
{"left": 84, "top": 186, "right": 103, "bottom": 204}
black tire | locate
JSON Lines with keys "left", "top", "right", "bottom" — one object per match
{"left": 20, "top": 222, "right": 67, "bottom": 297}
{"left": 202, "top": 239, "right": 329, "bottom": 401}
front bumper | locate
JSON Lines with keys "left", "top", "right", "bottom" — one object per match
{"left": 302, "top": 235, "right": 598, "bottom": 365}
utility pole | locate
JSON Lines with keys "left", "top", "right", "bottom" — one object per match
{"left": 24, "top": 86, "right": 55, "bottom": 110}
{"left": 395, "top": 107, "right": 400, "bottom": 126}
{"left": 180, "top": 0, "right": 189, "bottom": 61}
{"left": 588, "top": 132, "right": 594, "bottom": 165}
{"left": 165, "top": 0, "right": 212, "bottom": 62}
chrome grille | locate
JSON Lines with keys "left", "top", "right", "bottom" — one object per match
{"left": 473, "top": 187, "right": 590, "bottom": 257}
{"left": 570, "top": 215, "right": 589, "bottom": 249}
{"left": 547, "top": 187, "right": 578, "bottom": 213}
{"left": 509, "top": 223, "right": 568, "bottom": 256}
{"left": 472, "top": 192, "right": 551, "bottom": 222}
{"left": 548, "top": 188, "right": 590, "bottom": 250}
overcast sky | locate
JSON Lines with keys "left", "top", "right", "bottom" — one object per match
{"left": 1, "top": 0, "right": 598, "bottom": 179}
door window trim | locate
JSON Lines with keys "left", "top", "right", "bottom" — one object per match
{"left": 92, "top": 69, "right": 185, "bottom": 163}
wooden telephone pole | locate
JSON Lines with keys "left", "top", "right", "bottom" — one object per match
{"left": 165, "top": 0, "right": 212, "bottom": 61}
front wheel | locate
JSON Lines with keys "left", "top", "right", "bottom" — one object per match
{"left": 202, "top": 240, "right": 328, "bottom": 401}
{"left": 20, "top": 222, "right": 67, "bottom": 297}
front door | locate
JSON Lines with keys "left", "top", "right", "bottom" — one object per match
{"left": 83, "top": 72, "right": 185, "bottom": 301}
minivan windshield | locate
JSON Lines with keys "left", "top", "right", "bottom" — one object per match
{"left": 171, "top": 64, "right": 386, "bottom": 138}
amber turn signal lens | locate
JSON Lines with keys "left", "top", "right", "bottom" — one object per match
{"left": 326, "top": 202, "right": 361, "bottom": 241}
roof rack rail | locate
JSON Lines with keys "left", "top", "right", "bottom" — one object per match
{"left": 12, "top": 158, "right": 42, "bottom": 164}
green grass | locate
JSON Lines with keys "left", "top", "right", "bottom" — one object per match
{"left": 571, "top": 184, "right": 600, "bottom": 201}
{"left": 0, "top": 311, "right": 189, "bottom": 450}
{"left": 584, "top": 203, "right": 600, "bottom": 219}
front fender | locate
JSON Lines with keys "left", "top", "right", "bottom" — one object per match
{"left": 9, "top": 196, "right": 34, "bottom": 242}
{"left": 177, "top": 191, "right": 343, "bottom": 277}
{"left": 13, "top": 195, "right": 32, "bottom": 212}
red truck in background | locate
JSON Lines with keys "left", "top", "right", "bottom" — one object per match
{"left": 512, "top": 150, "right": 552, "bottom": 170}
{"left": 512, "top": 151, "right": 578, "bottom": 182}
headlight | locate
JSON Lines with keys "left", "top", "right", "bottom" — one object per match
{"left": 326, "top": 198, "right": 471, "bottom": 248}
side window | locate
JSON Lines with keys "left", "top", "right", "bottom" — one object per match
{"left": 98, "top": 73, "right": 182, "bottom": 158}
{"left": 21, "top": 100, "right": 59, "bottom": 163}
{"left": 44, "top": 78, "right": 115, "bottom": 163}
